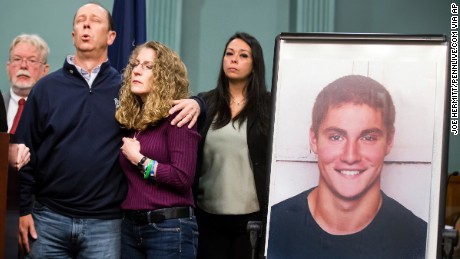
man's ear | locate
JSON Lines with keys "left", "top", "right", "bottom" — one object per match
{"left": 385, "top": 128, "right": 395, "bottom": 155}
{"left": 71, "top": 31, "right": 76, "bottom": 47}
{"left": 107, "top": 30, "right": 116, "bottom": 46}
{"left": 43, "top": 64, "right": 50, "bottom": 75}
{"left": 310, "top": 127, "right": 318, "bottom": 154}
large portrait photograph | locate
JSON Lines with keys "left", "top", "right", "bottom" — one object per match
{"left": 265, "top": 33, "right": 449, "bottom": 259}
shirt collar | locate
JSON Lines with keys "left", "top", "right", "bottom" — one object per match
{"left": 67, "top": 55, "right": 105, "bottom": 74}
{"left": 67, "top": 55, "right": 107, "bottom": 86}
{"left": 9, "top": 88, "right": 25, "bottom": 102}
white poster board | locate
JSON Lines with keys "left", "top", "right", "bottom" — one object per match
{"left": 265, "top": 33, "right": 448, "bottom": 259}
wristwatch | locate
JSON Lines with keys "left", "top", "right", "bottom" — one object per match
{"left": 137, "top": 156, "right": 147, "bottom": 172}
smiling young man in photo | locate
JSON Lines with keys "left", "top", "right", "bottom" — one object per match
{"left": 268, "top": 75, "right": 427, "bottom": 259}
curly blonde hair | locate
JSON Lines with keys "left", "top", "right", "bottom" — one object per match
{"left": 115, "top": 41, "right": 190, "bottom": 130}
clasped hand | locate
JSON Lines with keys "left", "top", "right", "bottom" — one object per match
{"left": 121, "top": 137, "right": 142, "bottom": 166}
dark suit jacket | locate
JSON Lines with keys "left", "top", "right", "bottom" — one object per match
{"left": 0, "top": 92, "right": 8, "bottom": 132}
{"left": 3, "top": 90, "right": 10, "bottom": 111}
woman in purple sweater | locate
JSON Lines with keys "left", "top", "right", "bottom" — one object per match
{"left": 115, "top": 41, "right": 201, "bottom": 259}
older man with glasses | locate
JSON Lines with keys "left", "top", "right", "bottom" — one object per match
{"left": 5, "top": 34, "right": 50, "bottom": 134}
{"left": 3, "top": 34, "right": 48, "bottom": 172}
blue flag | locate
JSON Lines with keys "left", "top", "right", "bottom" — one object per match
{"left": 108, "top": 0, "right": 147, "bottom": 73}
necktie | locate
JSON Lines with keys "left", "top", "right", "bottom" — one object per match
{"left": 10, "top": 98, "right": 26, "bottom": 134}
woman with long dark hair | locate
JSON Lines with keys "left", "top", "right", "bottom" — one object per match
{"left": 195, "top": 32, "right": 271, "bottom": 259}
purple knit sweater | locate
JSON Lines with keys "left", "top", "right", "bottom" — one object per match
{"left": 119, "top": 115, "right": 201, "bottom": 210}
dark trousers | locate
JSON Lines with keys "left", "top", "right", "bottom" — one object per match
{"left": 196, "top": 207, "right": 261, "bottom": 259}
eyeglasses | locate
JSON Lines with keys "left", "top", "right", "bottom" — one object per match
{"left": 9, "top": 57, "right": 45, "bottom": 67}
{"left": 129, "top": 61, "right": 154, "bottom": 71}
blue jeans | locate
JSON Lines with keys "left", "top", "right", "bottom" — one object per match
{"left": 121, "top": 216, "right": 198, "bottom": 259}
{"left": 26, "top": 202, "right": 121, "bottom": 259}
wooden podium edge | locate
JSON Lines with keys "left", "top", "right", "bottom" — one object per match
{"left": 0, "top": 133, "right": 10, "bottom": 257}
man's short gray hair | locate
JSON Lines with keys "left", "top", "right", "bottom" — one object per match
{"left": 9, "top": 34, "right": 50, "bottom": 63}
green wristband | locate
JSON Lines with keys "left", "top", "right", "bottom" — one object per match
{"left": 144, "top": 160, "right": 154, "bottom": 179}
